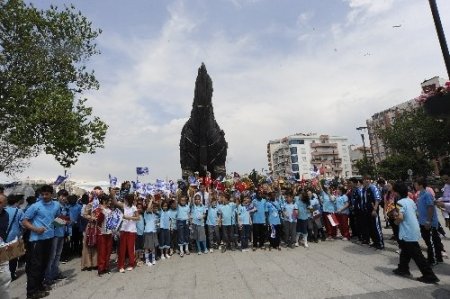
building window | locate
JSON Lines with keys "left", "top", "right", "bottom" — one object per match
{"left": 289, "top": 140, "right": 304, "bottom": 145}
{"left": 292, "top": 164, "right": 299, "bottom": 171}
{"left": 290, "top": 147, "right": 297, "bottom": 155}
{"left": 291, "top": 156, "right": 298, "bottom": 163}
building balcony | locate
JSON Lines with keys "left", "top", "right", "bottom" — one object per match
{"left": 311, "top": 151, "right": 339, "bottom": 156}
{"left": 310, "top": 143, "right": 337, "bottom": 148}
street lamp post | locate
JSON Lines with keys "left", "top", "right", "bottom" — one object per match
{"left": 428, "top": 0, "right": 450, "bottom": 79}
{"left": 356, "top": 126, "right": 369, "bottom": 163}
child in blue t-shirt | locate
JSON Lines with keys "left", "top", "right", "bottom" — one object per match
{"left": 238, "top": 196, "right": 252, "bottom": 251}
{"left": 143, "top": 200, "right": 159, "bottom": 266}
{"left": 191, "top": 195, "right": 207, "bottom": 254}
{"left": 168, "top": 200, "right": 178, "bottom": 255}
{"left": 219, "top": 193, "right": 236, "bottom": 252}
{"left": 282, "top": 192, "right": 298, "bottom": 248}
{"left": 267, "top": 193, "right": 282, "bottom": 250}
{"left": 176, "top": 196, "right": 191, "bottom": 257}
{"left": 159, "top": 201, "right": 171, "bottom": 259}
{"left": 206, "top": 198, "right": 220, "bottom": 252}
{"left": 135, "top": 203, "right": 145, "bottom": 265}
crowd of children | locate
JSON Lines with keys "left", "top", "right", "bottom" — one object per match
{"left": 1, "top": 170, "right": 450, "bottom": 299}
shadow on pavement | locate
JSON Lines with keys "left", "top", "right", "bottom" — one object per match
{"left": 326, "top": 284, "right": 450, "bottom": 299}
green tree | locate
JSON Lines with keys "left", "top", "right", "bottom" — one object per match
{"left": 0, "top": 0, "right": 107, "bottom": 174}
{"left": 354, "top": 158, "right": 375, "bottom": 177}
{"left": 377, "top": 108, "right": 450, "bottom": 161}
{"left": 376, "top": 153, "right": 433, "bottom": 180}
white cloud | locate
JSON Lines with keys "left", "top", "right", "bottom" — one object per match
{"left": 2, "top": 0, "right": 450, "bottom": 184}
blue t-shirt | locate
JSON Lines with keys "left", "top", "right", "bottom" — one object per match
{"left": 54, "top": 203, "right": 69, "bottom": 238}
{"left": 219, "top": 203, "right": 235, "bottom": 226}
{"left": 68, "top": 203, "right": 82, "bottom": 229}
{"left": 5, "top": 206, "right": 24, "bottom": 242}
{"left": 321, "top": 191, "right": 336, "bottom": 213}
{"left": 143, "top": 212, "right": 158, "bottom": 233}
{"left": 168, "top": 209, "right": 177, "bottom": 230}
{"left": 23, "top": 200, "right": 61, "bottom": 241}
{"left": 336, "top": 195, "right": 350, "bottom": 215}
{"left": 176, "top": 205, "right": 190, "bottom": 221}
{"left": 282, "top": 202, "right": 298, "bottom": 222}
{"left": 398, "top": 197, "right": 421, "bottom": 242}
{"left": 192, "top": 205, "right": 206, "bottom": 226}
{"left": 237, "top": 205, "right": 251, "bottom": 225}
{"left": 206, "top": 206, "right": 219, "bottom": 226}
{"left": 136, "top": 215, "right": 145, "bottom": 235}
{"left": 159, "top": 210, "right": 171, "bottom": 230}
{"left": 267, "top": 201, "right": 281, "bottom": 225}
{"left": 417, "top": 190, "right": 438, "bottom": 227}
{"left": 252, "top": 198, "right": 267, "bottom": 224}
{"left": 295, "top": 198, "right": 311, "bottom": 220}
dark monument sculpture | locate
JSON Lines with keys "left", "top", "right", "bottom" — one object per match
{"left": 180, "top": 63, "right": 228, "bottom": 179}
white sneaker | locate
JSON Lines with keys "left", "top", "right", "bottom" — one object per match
{"left": 203, "top": 250, "right": 208, "bottom": 254}
{"left": 197, "top": 252, "right": 202, "bottom": 255}
{"left": 304, "top": 242, "right": 309, "bottom": 248}
{"left": 442, "top": 251, "right": 449, "bottom": 259}
{"left": 126, "top": 266, "right": 133, "bottom": 271}
{"left": 119, "top": 268, "right": 125, "bottom": 273}
{"left": 165, "top": 254, "right": 170, "bottom": 259}
{"left": 295, "top": 242, "right": 299, "bottom": 247}
{"left": 185, "top": 250, "right": 190, "bottom": 255}
{"left": 209, "top": 249, "right": 214, "bottom": 253}
{"left": 342, "top": 237, "right": 348, "bottom": 241}
{"left": 152, "top": 260, "right": 156, "bottom": 265}
{"left": 242, "top": 249, "right": 249, "bottom": 252}
{"left": 160, "top": 255, "right": 166, "bottom": 260}
{"left": 146, "top": 262, "right": 152, "bottom": 267}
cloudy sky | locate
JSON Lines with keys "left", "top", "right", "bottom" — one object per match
{"left": 2, "top": 0, "right": 450, "bottom": 183}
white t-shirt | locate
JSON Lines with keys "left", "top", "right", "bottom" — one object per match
{"left": 100, "top": 207, "right": 112, "bottom": 235}
{"left": 120, "top": 205, "right": 137, "bottom": 233}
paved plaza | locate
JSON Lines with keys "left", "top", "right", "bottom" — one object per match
{"left": 10, "top": 233, "right": 450, "bottom": 299}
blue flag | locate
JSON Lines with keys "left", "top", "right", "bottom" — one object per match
{"left": 136, "top": 167, "right": 149, "bottom": 176}
{"left": 155, "top": 179, "right": 166, "bottom": 190}
{"left": 53, "top": 175, "right": 68, "bottom": 186}
{"left": 109, "top": 174, "right": 118, "bottom": 187}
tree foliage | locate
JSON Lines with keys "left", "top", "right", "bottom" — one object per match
{"left": 377, "top": 108, "right": 450, "bottom": 160}
{"left": 0, "top": 0, "right": 108, "bottom": 174}
{"left": 375, "top": 107, "right": 450, "bottom": 179}
{"left": 376, "top": 153, "right": 433, "bottom": 180}
{"left": 354, "top": 158, "right": 375, "bottom": 177}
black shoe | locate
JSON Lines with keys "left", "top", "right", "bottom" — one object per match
{"left": 27, "top": 291, "right": 50, "bottom": 299}
{"left": 11, "top": 272, "right": 17, "bottom": 281}
{"left": 392, "top": 268, "right": 412, "bottom": 278}
{"left": 41, "top": 284, "right": 52, "bottom": 292}
{"left": 221, "top": 247, "right": 226, "bottom": 253}
{"left": 416, "top": 276, "right": 439, "bottom": 284}
{"left": 55, "top": 274, "right": 66, "bottom": 280}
